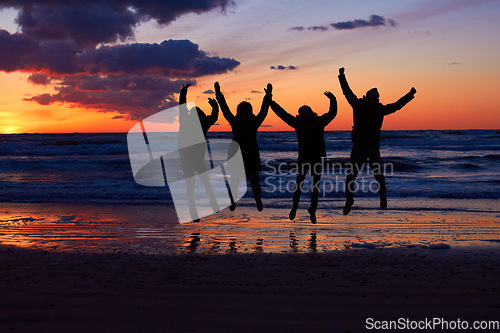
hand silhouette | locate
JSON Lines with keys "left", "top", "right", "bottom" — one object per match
{"left": 208, "top": 98, "right": 218, "bottom": 108}
{"left": 264, "top": 83, "right": 273, "bottom": 95}
{"left": 181, "top": 83, "right": 191, "bottom": 92}
{"left": 324, "top": 91, "right": 335, "bottom": 99}
{"left": 264, "top": 83, "right": 273, "bottom": 102}
{"left": 339, "top": 67, "right": 345, "bottom": 75}
{"left": 410, "top": 87, "right": 417, "bottom": 95}
{"left": 214, "top": 82, "right": 221, "bottom": 94}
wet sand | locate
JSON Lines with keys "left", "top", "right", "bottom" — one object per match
{"left": 1, "top": 200, "right": 499, "bottom": 254}
{"left": 1, "top": 201, "right": 499, "bottom": 332}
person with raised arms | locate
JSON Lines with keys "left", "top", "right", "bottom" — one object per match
{"left": 214, "top": 82, "right": 272, "bottom": 212}
{"left": 338, "top": 67, "right": 416, "bottom": 215}
{"left": 269, "top": 88, "right": 337, "bottom": 223}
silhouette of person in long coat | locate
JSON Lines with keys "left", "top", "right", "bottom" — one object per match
{"left": 214, "top": 82, "right": 272, "bottom": 211}
{"left": 338, "top": 67, "right": 416, "bottom": 215}
{"left": 178, "top": 83, "right": 220, "bottom": 221}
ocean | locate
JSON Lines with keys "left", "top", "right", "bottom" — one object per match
{"left": 0, "top": 130, "right": 499, "bottom": 253}
{"left": 1, "top": 130, "right": 499, "bottom": 205}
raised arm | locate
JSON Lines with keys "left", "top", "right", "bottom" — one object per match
{"left": 179, "top": 83, "right": 190, "bottom": 105}
{"left": 256, "top": 83, "right": 273, "bottom": 126}
{"left": 214, "top": 82, "right": 234, "bottom": 124}
{"left": 383, "top": 87, "right": 416, "bottom": 116}
{"left": 338, "top": 67, "right": 358, "bottom": 107}
{"left": 206, "top": 98, "right": 219, "bottom": 126}
{"left": 270, "top": 100, "right": 297, "bottom": 128}
{"left": 178, "top": 83, "right": 191, "bottom": 122}
{"left": 319, "top": 91, "right": 338, "bottom": 126}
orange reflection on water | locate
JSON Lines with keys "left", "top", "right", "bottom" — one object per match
{"left": 0, "top": 199, "right": 499, "bottom": 254}
{"left": 0, "top": 203, "right": 179, "bottom": 253}
{"left": 173, "top": 198, "right": 500, "bottom": 254}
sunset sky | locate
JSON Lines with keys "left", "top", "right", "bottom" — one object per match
{"left": 0, "top": 0, "right": 499, "bottom": 133}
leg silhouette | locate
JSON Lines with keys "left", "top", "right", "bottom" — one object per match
{"left": 290, "top": 170, "right": 307, "bottom": 220}
{"left": 344, "top": 164, "right": 359, "bottom": 215}
{"left": 228, "top": 172, "right": 240, "bottom": 211}
{"left": 248, "top": 173, "right": 263, "bottom": 211}
{"left": 185, "top": 176, "right": 200, "bottom": 222}
{"left": 198, "top": 171, "right": 220, "bottom": 213}
{"left": 309, "top": 163, "right": 321, "bottom": 224}
{"left": 370, "top": 161, "right": 387, "bottom": 210}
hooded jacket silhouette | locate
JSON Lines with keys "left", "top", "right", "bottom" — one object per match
{"left": 339, "top": 73, "right": 414, "bottom": 147}
{"left": 216, "top": 87, "right": 270, "bottom": 173}
{"left": 270, "top": 102, "right": 337, "bottom": 162}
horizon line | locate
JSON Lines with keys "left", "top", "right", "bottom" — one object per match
{"left": 2, "top": 129, "right": 499, "bottom": 135}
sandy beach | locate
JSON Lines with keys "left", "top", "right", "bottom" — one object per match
{"left": 1, "top": 202, "right": 499, "bottom": 332}
{"left": 1, "top": 244, "right": 499, "bottom": 332}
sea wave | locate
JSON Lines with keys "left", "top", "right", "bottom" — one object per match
{"left": 0, "top": 130, "right": 498, "bottom": 204}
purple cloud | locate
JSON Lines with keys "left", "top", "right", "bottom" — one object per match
{"left": 23, "top": 74, "right": 186, "bottom": 120}
{"left": 27, "top": 73, "right": 51, "bottom": 85}
{"left": 331, "top": 15, "right": 397, "bottom": 30}
{"left": 2, "top": 0, "right": 235, "bottom": 48}
{"left": 270, "top": 65, "right": 297, "bottom": 70}
{"left": 0, "top": 0, "right": 240, "bottom": 120}
{"left": 308, "top": 26, "right": 328, "bottom": 31}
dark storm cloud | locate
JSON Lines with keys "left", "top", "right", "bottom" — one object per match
{"left": 0, "top": 0, "right": 239, "bottom": 119}
{"left": 127, "top": 0, "right": 234, "bottom": 25}
{"left": 0, "top": 31, "right": 240, "bottom": 76}
{"left": 14, "top": 37, "right": 239, "bottom": 118}
{"left": 1, "top": 0, "right": 234, "bottom": 47}
{"left": 79, "top": 40, "right": 240, "bottom": 76}
{"left": 15, "top": 3, "right": 137, "bottom": 48}
{"left": 0, "top": 29, "right": 38, "bottom": 71}
{"left": 23, "top": 74, "right": 188, "bottom": 120}
{"left": 331, "top": 15, "right": 397, "bottom": 30}
{"left": 27, "top": 73, "right": 51, "bottom": 85}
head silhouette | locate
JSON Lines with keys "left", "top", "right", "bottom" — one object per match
{"left": 189, "top": 106, "right": 206, "bottom": 121}
{"left": 297, "top": 105, "right": 317, "bottom": 119}
{"left": 236, "top": 101, "right": 253, "bottom": 117}
{"left": 365, "top": 88, "right": 379, "bottom": 104}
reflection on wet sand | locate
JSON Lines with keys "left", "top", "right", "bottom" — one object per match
{"left": 309, "top": 231, "right": 317, "bottom": 253}
{"left": 289, "top": 232, "right": 298, "bottom": 253}
{"left": 255, "top": 238, "right": 264, "bottom": 252}
{"left": 1, "top": 202, "right": 500, "bottom": 254}
{"left": 186, "top": 232, "right": 201, "bottom": 253}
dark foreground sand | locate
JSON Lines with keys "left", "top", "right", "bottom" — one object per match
{"left": 1, "top": 245, "right": 499, "bottom": 333}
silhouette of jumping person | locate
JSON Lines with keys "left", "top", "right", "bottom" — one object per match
{"left": 270, "top": 90, "right": 337, "bottom": 223}
{"left": 178, "top": 83, "right": 220, "bottom": 222}
{"left": 338, "top": 67, "right": 416, "bottom": 215}
{"left": 214, "top": 82, "right": 272, "bottom": 212}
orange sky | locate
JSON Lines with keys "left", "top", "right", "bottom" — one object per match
{"left": 1, "top": 1, "right": 499, "bottom": 133}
